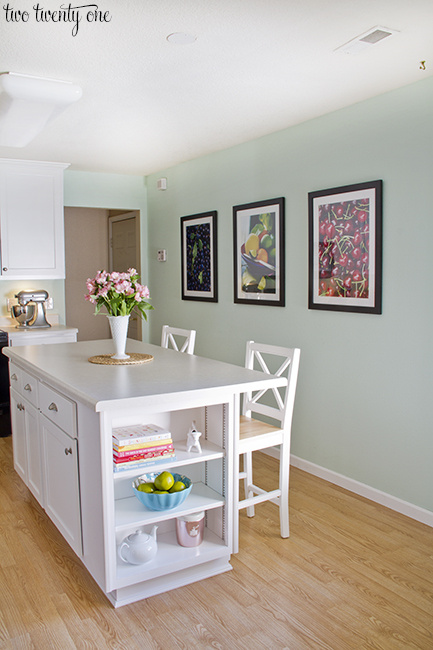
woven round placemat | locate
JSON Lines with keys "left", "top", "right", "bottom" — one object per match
{"left": 88, "top": 353, "right": 154, "bottom": 365}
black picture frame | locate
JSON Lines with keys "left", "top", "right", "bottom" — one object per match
{"left": 233, "top": 197, "right": 285, "bottom": 307}
{"left": 308, "top": 180, "right": 383, "bottom": 314}
{"left": 181, "top": 211, "right": 218, "bottom": 302}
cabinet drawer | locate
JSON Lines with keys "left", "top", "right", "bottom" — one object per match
{"left": 9, "top": 362, "right": 23, "bottom": 394}
{"left": 8, "top": 331, "right": 78, "bottom": 346}
{"left": 39, "top": 383, "right": 76, "bottom": 437}
{"left": 21, "top": 369, "right": 38, "bottom": 407}
{"left": 9, "top": 364, "right": 38, "bottom": 406}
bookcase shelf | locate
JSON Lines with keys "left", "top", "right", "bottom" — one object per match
{"left": 115, "top": 481, "right": 225, "bottom": 531}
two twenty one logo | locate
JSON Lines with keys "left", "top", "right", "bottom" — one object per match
{"left": 2, "top": 3, "right": 112, "bottom": 37}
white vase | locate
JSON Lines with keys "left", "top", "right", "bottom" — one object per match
{"left": 108, "top": 315, "right": 130, "bottom": 360}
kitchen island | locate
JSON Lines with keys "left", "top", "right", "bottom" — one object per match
{"left": 3, "top": 339, "right": 284, "bottom": 607}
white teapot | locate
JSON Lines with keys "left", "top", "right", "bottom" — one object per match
{"left": 118, "top": 526, "right": 158, "bottom": 565}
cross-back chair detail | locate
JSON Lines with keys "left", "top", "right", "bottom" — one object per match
{"left": 161, "top": 325, "right": 196, "bottom": 355}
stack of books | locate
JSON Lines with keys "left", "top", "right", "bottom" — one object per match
{"left": 112, "top": 423, "right": 176, "bottom": 473}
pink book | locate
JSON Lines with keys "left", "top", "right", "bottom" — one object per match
{"left": 113, "top": 443, "right": 174, "bottom": 459}
{"left": 113, "top": 444, "right": 175, "bottom": 464}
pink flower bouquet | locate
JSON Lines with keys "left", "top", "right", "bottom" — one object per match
{"left": 85, "top": 269, "right": 154, "bottom": 320}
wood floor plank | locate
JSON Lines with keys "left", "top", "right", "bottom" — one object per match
{"left": 0, "top": 437, "right": 432, "bottom": 650}
{"left": 7, "top": 633, "right": 35, "bottom": 650}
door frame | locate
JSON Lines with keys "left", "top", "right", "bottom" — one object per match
{"left": 108, "top": 211, "right": 142, "bottom": 341}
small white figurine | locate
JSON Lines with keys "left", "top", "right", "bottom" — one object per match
{"left": 186, "top": 421, "right": 202, "bottom": 453}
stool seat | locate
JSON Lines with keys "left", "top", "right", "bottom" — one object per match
{"left": 240, "top": 415, "right": 283, "bottom": 445}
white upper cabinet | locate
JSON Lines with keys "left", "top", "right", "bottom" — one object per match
{"left": 0, "top": 159, "right": 69, "bottom": 279}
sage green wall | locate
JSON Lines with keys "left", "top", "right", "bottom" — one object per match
{"left": 146, "top": 76, "right": 433, "bottom": 513}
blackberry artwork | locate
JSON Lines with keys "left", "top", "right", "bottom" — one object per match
{"left": 186, "top": 223, "right": 211, "bottom": 292}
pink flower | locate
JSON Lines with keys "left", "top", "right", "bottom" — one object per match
{"left": 114, "top": 280, "right": 131, "bottom": 293}
{"left": 86, "top": 270, "right": 152, "bottom": 318}
{"left": 95, "top": 270, "right": 109, "bottom": 284}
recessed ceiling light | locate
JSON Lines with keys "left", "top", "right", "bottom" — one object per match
{"left": 336, "top": 25, "right": 399, "bottom": 54}
{"left": 167, "top": 32, "right": 197, "bottom": 45}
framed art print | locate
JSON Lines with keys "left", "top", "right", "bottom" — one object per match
{"left": 233, "top": 197, "right": 285, "bottom": 306}
{"left": 308, "top": 180, "right": 382, "bottom": 314}
{"left": 181, "top": 211, "right": 218, "bottom": 302}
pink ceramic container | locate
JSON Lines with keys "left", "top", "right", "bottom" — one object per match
{"left": 176, "top": 511, "right": 204, "bottom": 547}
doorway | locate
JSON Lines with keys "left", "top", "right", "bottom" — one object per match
{"left": 64, "top": 208, "right": 141, "bottom": 342}
{"left": 108, "top": 211, "right": 141, "bottom": 341}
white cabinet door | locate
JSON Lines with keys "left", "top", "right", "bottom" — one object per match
{"left": 10, "top": 389, "right": 27, "bottom": 483}
{"left": 25, "top": 400, "right": 44, "bottom": 506}
{"left": 40, "top": 414, "right": 82, "bottom": 556}
{"left": 0, "top": 159, "right": 69, "bottom": 279}
{"left": 10, "top": 388, "right": 44, "bottom": 507}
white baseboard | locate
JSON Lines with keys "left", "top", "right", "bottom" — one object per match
{"left": 290, "top": 454, "right": 433, "bottom": 528}
{"left": 261, "top": 449, "right": 433, "bottom": 528}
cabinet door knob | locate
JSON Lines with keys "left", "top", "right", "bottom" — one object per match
{"left": 11, "top": 374, "right": 17, "bottom": 381}
{"left": 64, "top": 447, "right": 72, "bottom": 455}
{"left": 24, "top": 383, "right": 32, "bottom": 392}
{"left": 2, "top": 268, "right": 7, "bottom": 272}
{"left": 48, "top": 402, "right": 58, "bottom": 412}
{"left": 17, "top": 403, "right": 24, "bottom": 411}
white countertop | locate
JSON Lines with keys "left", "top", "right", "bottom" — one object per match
{"left": 0, "top": 323, "right": 78, "bottom": 339}
{"left": 3, "top": 339, "right": 286, "bottom": 412}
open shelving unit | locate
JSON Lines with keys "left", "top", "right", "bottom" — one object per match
{"left": 100, "top": 401, "right": 233, "bottom": 607}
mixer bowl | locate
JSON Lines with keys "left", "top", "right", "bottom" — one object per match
{"left": 12, "top": 304, "right": 34, "bottom": 326}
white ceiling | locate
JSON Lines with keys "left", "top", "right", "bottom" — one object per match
{"left": 0, "top": 0, "right": 432, "bottom": 176}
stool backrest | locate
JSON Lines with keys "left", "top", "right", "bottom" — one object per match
{"left": 161, "top": 325, "right": 196, "bottom": 354}
{"left": 243, "top": 341, "right": 300, "bottom": 429}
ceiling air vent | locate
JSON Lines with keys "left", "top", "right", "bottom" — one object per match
{"left": 336, "top": 26, "right": 399, "bottom": 54}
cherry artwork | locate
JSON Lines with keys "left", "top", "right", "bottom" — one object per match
{"left": 318, "top": 199, "right": 370, "bottom": 299}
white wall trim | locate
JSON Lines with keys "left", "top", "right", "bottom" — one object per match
{"left": 263, "top": 449, "right": 433, "bottom": 527}
{"left": 290, "top": 454, "right": 433, "bottom": 528}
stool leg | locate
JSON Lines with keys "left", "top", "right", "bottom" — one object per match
{"left": 244, "top": 451, "right": 255, "bottom": 518}
{"left": 279, "top": 442, "right": 290, "bottom": 538}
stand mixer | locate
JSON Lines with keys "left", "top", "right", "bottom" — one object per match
{"left": 11, "top": 290, "right": 51, "bottom": 329}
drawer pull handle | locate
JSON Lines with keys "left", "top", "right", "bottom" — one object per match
{"left": 17, "top": 403, "right": 24, "bottom": 411}
{"left": 24, "top": 383, "right": 32, "bottom": 392}
{"left": 11, "top": 374, "right": 17, "bottom": 381}
{"left": 65, "top": 447, "right": 72, "bottom": 456}
{"left": 48, "top": 402, "right": 58, "bottom": 412}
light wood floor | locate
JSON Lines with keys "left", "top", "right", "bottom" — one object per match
{"left": 0, "top": 436, "right": 432, "bottom": 650}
